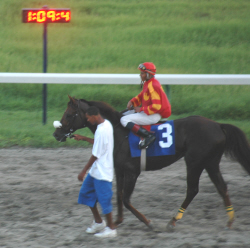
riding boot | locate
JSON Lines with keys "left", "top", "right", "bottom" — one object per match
{"left": 125, "top": 122, "right": 156, "bottom": 149}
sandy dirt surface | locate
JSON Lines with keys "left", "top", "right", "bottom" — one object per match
{"left": 0, "top": 148, "right": 250, "bottom": 248}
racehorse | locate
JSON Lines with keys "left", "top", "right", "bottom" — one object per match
{"left": 53, "top": 95, "right": 250, "bottom": 230}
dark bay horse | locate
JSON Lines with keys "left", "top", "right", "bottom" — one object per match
{"left": 53, "top": 95, "right": 250, "bottom": 230}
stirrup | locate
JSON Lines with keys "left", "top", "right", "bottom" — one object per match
{"left": 138, "top": 135, "right": 156, "bottom": 149}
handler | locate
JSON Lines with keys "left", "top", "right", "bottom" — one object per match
{"left": 120, "top": 62, "right": 171, "bottom": 149}
{"left": 73, "top": 106, "right": 117, "bottom": 238}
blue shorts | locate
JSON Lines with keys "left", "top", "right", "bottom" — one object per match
{"left": 78, "top": 174, "right": 113, "bottom": 215}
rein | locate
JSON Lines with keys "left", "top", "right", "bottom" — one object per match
{"left": 120, "top": 106, "right": 134, "bottom": 115}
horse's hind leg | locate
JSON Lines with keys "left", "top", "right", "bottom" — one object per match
{"left": 205, "top": 163, "right": 235, "bottom": 229}
{"left": 122, "top": 172, "right": 151, "bottom": 227}
{"left": 167, "top": 162, "right": 204, "bottom": 230}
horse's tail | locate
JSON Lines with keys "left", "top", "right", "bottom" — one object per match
{"left": 221, "top": 123, "right": 250, "bottom": 175}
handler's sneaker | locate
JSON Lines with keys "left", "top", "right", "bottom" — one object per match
{"left": 94, "top": 227, "right": 117, "bottom": 238}
{"left": 86, "top": 220, "right": 106, "bottom": 234}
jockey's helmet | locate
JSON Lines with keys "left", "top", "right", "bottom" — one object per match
{"left": 138, "top": 62, "right": 156, "bottom": 75}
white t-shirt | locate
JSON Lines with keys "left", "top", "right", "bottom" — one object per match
{"left": 89, "top": 119, "right": 114, "bottom": 182}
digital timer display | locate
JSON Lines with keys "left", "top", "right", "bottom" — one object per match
{"left": 22, "top": 8, "right": 71, "bottom": 23}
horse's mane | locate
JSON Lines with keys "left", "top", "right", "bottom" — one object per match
{"left": 79, "top": 99, "right": 122, "bottom": 126}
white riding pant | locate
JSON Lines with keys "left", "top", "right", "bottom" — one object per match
{"left": 120, "top": 110, "right": 161, "bottom": 127}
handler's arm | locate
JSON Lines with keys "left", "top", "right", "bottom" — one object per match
{"left": 73, "top": 134, "right": 94, "bottom": 144}
{"left": 78, "top": 155, "right": 97, "bottom": 181}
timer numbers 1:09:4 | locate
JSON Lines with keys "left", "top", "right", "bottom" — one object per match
{"left": 25, "top": 9, "right": 71, "bottom": 23}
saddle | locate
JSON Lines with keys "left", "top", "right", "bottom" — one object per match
{"left": 128, "top": 120, "right": 175, "bottom": 157}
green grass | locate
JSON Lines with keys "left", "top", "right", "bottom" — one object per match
{"left": 0, "top": 0, "right": 249, "bottom": 73}
{"left": 1, "top": 109, "right": 250, "bottom": 148}
{"left": 0, "top": 110, "right": 94, "bottom": 148}
{"left": 171, "top": 85, "right": 250, "bottom": 120}
{"left": 1, "top": 84, "right": 250, "bottom": 120}
{"left": 0, "top": 0, "right": 249, "bottom": 147}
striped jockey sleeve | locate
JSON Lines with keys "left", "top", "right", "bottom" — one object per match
{"left": 141, "top": 81, "right": 163, "bottom": 115}
{"left": 131, "top": 91, "right": 143, "bottom": 107}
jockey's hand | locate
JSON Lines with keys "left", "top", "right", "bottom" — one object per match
{"left": 134, "top": 107, "right": 141, "bottom": 113}
{"left": 127, "top": 101, "right": 133, "bottom": 110}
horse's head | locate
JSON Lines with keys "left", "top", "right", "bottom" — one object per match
{"left": 53, "top": 95, "right": 89, "bottom": 142}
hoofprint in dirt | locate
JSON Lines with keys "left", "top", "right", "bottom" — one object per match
{"left": 0, "top": 148, "right": 249, "bottom": 248}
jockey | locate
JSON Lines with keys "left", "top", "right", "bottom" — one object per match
{"left": 120, "top": 62, "right": 171, "bottom": 149}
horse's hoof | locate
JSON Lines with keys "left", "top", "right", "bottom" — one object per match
{"left": 147, "top": 221, "right": 154, "bottom": 230}
{"left": 166, "top": 223, "right": 175, "bottom": 232}
{"left": 224, "top": 224, "right": 233, "bottom": 230}
{"left": 225, "top": 219, "right": 234, "bottom": 230}
{"left": 114, "top": 219, "right": 123, "bottom": 226}
{"left": 166, "top": 218, "right": 176, "bottom": 232}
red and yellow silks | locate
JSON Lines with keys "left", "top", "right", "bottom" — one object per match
{"left": 131, "top": 77, "right": 171, "bottom": 118}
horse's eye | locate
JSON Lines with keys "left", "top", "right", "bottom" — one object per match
{"left": 66, "top": 114, "right": 73, "bottom": 119}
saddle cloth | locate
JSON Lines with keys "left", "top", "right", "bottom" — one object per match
{"left": 128, "top": 120, "right": 175, "bottom": 157}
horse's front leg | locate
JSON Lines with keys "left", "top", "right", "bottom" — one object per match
{"left": 122, "top": 171, "right": 152, "bottom": 228}
{"left": 114, "top": 170, "right": 124, "bottom": 226}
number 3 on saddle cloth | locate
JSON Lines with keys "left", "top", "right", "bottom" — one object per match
{"left": 128, "top": 120, "right": 175, "bottom": 157}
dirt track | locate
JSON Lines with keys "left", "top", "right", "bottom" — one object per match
{"left": 0, "top": 148, "right": 250, "bottom": 248}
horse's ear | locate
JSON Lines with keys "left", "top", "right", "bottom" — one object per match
{"left": 68, "top": 95, "right": 78, "bottom": 106}
{"left": 68, "top": 95, "right": 73, "bottom": 101}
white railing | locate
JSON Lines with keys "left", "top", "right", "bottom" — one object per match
{"left": 0, "top": 73, "right": 250, "bottom": 85}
